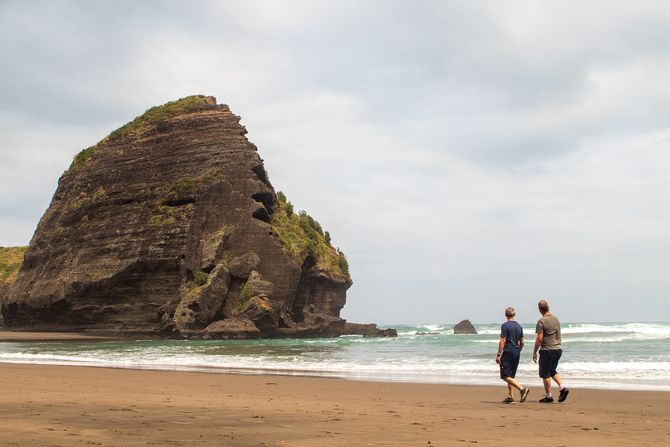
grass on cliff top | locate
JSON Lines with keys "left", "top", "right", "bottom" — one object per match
{"left": 0, "top": 246, "right": 28, "bottom": 286}
{"left": 272, "top": 192, "right": 349, "bottom": 277}
{"left": 74, "top": 95, "right": 214, "bottom": 167}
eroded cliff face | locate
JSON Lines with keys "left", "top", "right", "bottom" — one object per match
{"left": 0, "top": 95, "right": 382, "bottom": 338}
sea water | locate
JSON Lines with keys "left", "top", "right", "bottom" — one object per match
{"left": 1, "top": 322, "right": 668, "bottom": 391}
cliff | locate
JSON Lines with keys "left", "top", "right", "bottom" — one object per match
{"left": 0, "top": 247, "right": 27, "bottom": 323}
{"left": 0, "top": 96, "right": 391, "bottom": 338}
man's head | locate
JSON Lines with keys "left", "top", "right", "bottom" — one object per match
{"left": 504, "top": 307, "right": 516, "bottom": 319}
{"left": 538, "top": 300, "right": 550, "bottom": 315}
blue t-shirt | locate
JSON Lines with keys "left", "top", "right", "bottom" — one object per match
{"left": 500, "top": 320, "right": 524, "bottom": 353}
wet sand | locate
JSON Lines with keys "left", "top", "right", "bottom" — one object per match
{"left": 0, "top": 331, "right": 115, "bottom": 342}
{"left": 0, "top": 363, "right": 667, "bottom": 446}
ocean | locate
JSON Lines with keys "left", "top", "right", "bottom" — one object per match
{"left": 1, "top": 322, "right": 668, "bottom": 391}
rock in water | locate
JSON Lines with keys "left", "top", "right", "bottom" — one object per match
{"left": 1, "top": 95, "right": 381, "bottom": 338}
{"left": 454, "top": 319, "right": 477, "bottom": 334}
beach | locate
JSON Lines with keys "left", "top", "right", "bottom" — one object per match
{"left": 0, "top": 363, "right": 667, "bottom": 447}
{"left": 0, "top": 331, "right": 115, "bottom": 342}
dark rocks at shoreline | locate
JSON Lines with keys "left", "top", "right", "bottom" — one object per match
{"left": 340, "top": 322, "right": 397, "bottom": 338}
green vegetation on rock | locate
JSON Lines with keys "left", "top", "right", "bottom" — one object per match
{"left": 240, "top": 280, "right": 254, "bottom": 301}
{"left": 271, "top": 192, "right": 349, "bottom": 277}
{"left": 200, "top": 168, "right": 226, "bottom": 185}
{"left": 336, "top": 248, "right": 349, "bottom": 276}
{"left": 148, "top": 214, "right": 176, "bottom": 227}
{"left": 148, "top": 204, "right": 179, "bottom": 227}
{"left": 160, "top": 170, "right": 225, "bottom": 206}
{"left": 233, "top": 280, "right": 255, "bottom": 316}
{"left": 73, "top": 95, "right": 213, "bottom": 168}
{"left": 194, "top": 272, "right": 209, "bottom": 287}
{"left": 74, "top": 146, "right": 97, "bottom": 167}
{"left": 169, "top": 177, "right": 196, "bottom": 195}
{"left": 107, "top": 95, "right": 212, "bottom": 142}
{"left": 93, "top": 186, "right": 107, "bottom": 202}
{"left": 161, "top": 177, "right": 196, "bottom": 204}
{"left": 0, "top": 246, "right": 28, "bottom": 286}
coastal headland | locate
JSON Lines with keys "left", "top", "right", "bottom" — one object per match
{"left": 0, "top": 362, "right": 666, "bottom": 446}
{"left": 0, "top": 96, "right": 393, "bottom": 339}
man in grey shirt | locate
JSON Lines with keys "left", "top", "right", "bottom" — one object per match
{"left": 532, "top": 300, "right": 569, "bottom": 403}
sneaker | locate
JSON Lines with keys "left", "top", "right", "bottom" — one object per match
{"left": 502, "top": 397, "right": 516, "bottom": 404}
{"left": 520, "top": 388, "right": 530, "bottom": 403}
{"left": 558, "top": 388, "right": 570, "bottom": 403}
{"left": 539, "top": 396, "right": 554, "bottom": 403}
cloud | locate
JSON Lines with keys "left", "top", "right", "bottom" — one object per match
{"left": 1, "top": 0, "right": 669, "bottom": 322}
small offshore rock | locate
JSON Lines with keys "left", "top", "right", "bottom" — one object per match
{"left": 342, "top": 322, "right": 398, "bottom": 338}
{"left": 454, "top": 319, "right": 477, "bottom": 334}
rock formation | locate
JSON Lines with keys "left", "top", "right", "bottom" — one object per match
{"left": 453, "top": 319, "right": 477, "bottom": 335}
{"left": 0, "top": 96, "right": 393, "bottom": 338}
{"left": 0, "top": 246, "right": 27, "bottom": 326}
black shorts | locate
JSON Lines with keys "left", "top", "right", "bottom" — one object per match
{"left": 500, "top": 350, "right": 520, "bottom": 379}
{"left": 538, "top": 349, "right": 562, "bottom": 378}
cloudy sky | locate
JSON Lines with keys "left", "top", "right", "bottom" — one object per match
{"left": 1, "top": 0, "right": 669, "bottom": 324}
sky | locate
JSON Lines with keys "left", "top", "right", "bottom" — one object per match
{"left": 1, "top": 0, "right": 669, "bottom": 324}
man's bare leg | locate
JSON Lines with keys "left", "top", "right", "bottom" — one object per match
{"left": 542, "top": 377, "right": 552, "bottom": 396}
{"left": 553, "top": 374, "right": 569, "bottom": 401}
{"left": 503, "top": 377, "right": 523, "bottom": 395}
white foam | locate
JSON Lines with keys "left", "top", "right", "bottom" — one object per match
{"left": 2, "top": 322, "right": 669, "bottom": 392}
{"left": 3, "top": 351, "right": 668, "bottom": 391}
{"left": 419, "top": 324, "right": 445, "bottom": 332}
{"left": 562, "top": 322, "right": 670, "bottom": 337}
{"left": 473, "top": 328, "right": 500, "bottom": 335}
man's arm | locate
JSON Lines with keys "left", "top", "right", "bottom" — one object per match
{"left": 519, "top": 337, "right": 524, "bottom": 351}
{"left": 532, "top": 332, "right": 543, "bottom": 363}
{"left": 496, "top": 337, "right": 506, "bottom": 364}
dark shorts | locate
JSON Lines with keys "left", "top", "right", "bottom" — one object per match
{"left": 538, "top": 349, "right": 562, "bottom": 378}
{"left": 500, "top": 350, "right": 520, "bottom": 379}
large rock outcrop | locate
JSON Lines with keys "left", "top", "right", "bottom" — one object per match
{"left": 0, "top": 96, "right": 391, "bottom": 338}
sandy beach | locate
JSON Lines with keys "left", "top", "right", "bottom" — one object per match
{"left": 0, "top": 331, "right": 115, "bottom": 342}
{"left": 0, "top": 362, "right": 667, "bottom": 447}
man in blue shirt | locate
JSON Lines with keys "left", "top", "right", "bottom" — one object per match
{"left": 496, "top": 307, "right": 530, "bottom": 403}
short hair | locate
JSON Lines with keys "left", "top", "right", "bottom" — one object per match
{"left": 504, "top": 307, "right": 515, "bottom": 317}
{"left": 538, "top": 300, "right": 549, "bottom": 313}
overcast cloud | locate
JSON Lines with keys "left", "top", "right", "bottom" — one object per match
{"left": 1, "top": 0, "right": 669, "bottom": 324}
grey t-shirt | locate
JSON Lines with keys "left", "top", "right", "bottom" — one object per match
{"left": 536, "top": 315, "right": 562, "bottom": 350}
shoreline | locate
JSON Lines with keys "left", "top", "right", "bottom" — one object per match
{"left": 0, "top": 363, "right": 668, "bottom": 446}
{"left": 0, "top": 330, "right": 118, "bottom": 342}
{"left": 1, "top": 358, "right": 668, "bottom": 393}
{"left": 1, "top": 330, "right": 669, "bottom": 393}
